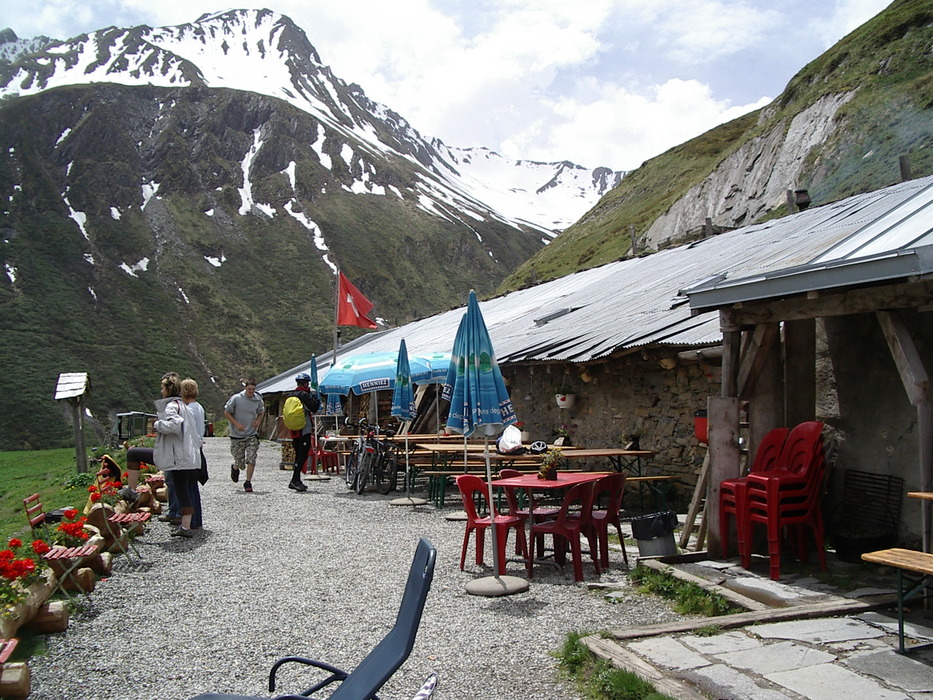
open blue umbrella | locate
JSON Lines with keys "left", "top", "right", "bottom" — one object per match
{"left": 443, "top": 291, "right": 524, "bottom": 594}
{"left": 413, "top": 351, "right": 452, "bottom": 384}
{"left": 320, "top": 351, "right": 433, "bottom": 396}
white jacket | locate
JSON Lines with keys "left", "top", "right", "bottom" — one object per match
{"left": 153, "top": 396, "right": 199, "bottom": 471}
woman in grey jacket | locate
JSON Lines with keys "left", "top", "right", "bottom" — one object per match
{"left": 153, "top": 372, "right": 200, "bottom": 538}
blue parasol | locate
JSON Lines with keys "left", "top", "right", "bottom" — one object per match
{"left": 391, "top": 340, "right": 417, "bottom": 422}
{"left": 320, "top": 351, "right": 433, "bottom": 396}
{"left": 443, "top": 291, "right": 524, "bottom": 593}
{"left": 390, "top": 339, "right": 424, "bottom": 505}
{"left": 444, "top": 291, "right": 516, "bottom": 437}
{"left": 412, "top": 351, "right": 452, "bottom": 384}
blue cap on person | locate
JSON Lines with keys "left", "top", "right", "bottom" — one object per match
{"left": 296, "top": 373, "right": 311, "bottom": 382}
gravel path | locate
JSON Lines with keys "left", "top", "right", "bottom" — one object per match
{"left": 27, "top": 437, "right": 683, "bottom": 699}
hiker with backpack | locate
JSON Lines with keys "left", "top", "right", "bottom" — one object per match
{"left": 281, "top": 373, "right": 321, "bottom": 492}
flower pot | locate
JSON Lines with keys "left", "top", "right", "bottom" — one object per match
{"left": 555, "top": 393, "right": 576, "bottom": 409}
{"left": 538, "top": 464, "right": 558, "bottom": 480}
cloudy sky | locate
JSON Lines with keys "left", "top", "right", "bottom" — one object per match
{"left": 2, "top": 0, "right": 892, "bottom": 171}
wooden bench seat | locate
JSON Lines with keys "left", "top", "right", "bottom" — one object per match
{"left": 862, "top": 547, "right": 933, "bottom": 653}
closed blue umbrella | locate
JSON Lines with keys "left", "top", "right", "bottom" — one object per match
{"left": 308, "top": 355, "right": 320, "bottom": 393}
{"left": 391, "top": 340, "right": 417, "bottom": 422}
{"left": 391, "top": 339, "right": 423, "bottom": 505}
{"left": 443, "top": 291, "right": 523, "bottom": 593}
{"left": 444, "top": 291, "right": 516, "bottom": 437}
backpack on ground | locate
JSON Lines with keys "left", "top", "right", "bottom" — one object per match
{"left": 282, "top": 396, "right": 306, "bottom": 431}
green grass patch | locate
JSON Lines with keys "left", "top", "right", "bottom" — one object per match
{"left": 556, "top": 632, "right": 675, "bottom": 700}
{"left": 629, "top": 565, "right": 741, "bottom": 617}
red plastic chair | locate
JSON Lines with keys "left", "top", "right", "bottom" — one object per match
{"left": 529, "top": 481, "right": 601, "bottom": 582}
{"left": 455, "top": 474, "right": 529, "bottom": 576}
{"left": 741, "top": 421, "right": 827, "bottom": 579}
{"left": 586, "top": 473, "right": 629, "bottom": 569}
{"left": 498, "top": 468, "right": 559, "bottom": 554}
{"left": 719, "top": 427, "right": 789, "bottom": 558}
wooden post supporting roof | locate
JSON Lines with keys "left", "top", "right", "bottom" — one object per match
{"left": 707, "top": 309, "right": 742, "bottom": 558}
{"left": 877, "top": 310, "right": 932, "bottom": 552}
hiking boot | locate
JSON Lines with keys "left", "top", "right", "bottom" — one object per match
{"left": 171, "top": 526, "right": 193, "bottom": 538}
{"left": 118, "top": 487, "right": 138, "bottom": 502}
{"left": 243, "top": 481, "right": 253, "bottom": 493}
{"left": 288, "top": 481, "right": 308, "bottom": 492}
{"left": 230, "top": 465, "right": 240, "bottom": 483}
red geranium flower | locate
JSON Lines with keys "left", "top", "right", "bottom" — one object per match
{"left": 32, "top": 540, "right": 51, "bottom": 555}
{"left": 7, "top": 538, "right": 22, "bottom": 549}
{"left": 63, "top": 508, "right": 78, "bottom": 520}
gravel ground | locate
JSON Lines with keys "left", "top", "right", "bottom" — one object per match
{"left": 27, "top": 437, "right": 684, "bottom": 700}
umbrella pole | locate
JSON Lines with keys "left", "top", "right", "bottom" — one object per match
{"left": 485, "top": 436, "right": 501, "bottom": 577}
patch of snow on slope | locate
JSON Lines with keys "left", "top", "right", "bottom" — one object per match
{"left": 141, "top": 181, "right": 160, "bottom": 209}
{"left": 311, "top": 125, "right": 332, "bottom": 169}
{"left": 204, "top": 254, "right": 225, "bottom": 267}
{"left": 119, "top": 257, "right": 149, "bottom": 277}
{"left": 238, "top": 128, "right": 263, "bottom": 215}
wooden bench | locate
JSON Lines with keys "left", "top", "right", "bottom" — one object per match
{"left": 861, "top": 547, "right": 933, "bottom": 653}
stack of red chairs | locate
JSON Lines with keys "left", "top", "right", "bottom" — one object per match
{"left": 740, "top": 421, "right": 827, "bottom": 580}
{"left": 719, "top": 427, "right": 789, "bottom": 558}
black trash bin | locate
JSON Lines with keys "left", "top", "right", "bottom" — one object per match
{"left": 630, "top": 510, "right": 679, "bottom": 557}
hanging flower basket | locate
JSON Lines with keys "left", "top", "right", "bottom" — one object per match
{"left": 555, "top": 393, "right": 576, "bottom": 409}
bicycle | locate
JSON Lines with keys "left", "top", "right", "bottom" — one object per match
{"left": 344, "top": 419, "right": 399, "bottom": 495}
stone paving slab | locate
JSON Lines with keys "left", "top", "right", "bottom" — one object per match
{"left": 683, "top": 662, "right": 795, "bottom": 700}
{"left": 627, "top": 636, "right": 710, "bottom": 670}
{"left": 714, "top": 640, "right": 835, "bottom": 674}
{"left": 843, "top": 649, "right": 933, "bottom": 694}
{"left": 753, "top": 616, "right": 885, "bottom": 643}
{"left": 766, "top": 660, "right": 910, "bottom": 700}
{"left": 679, "top": 630, "right": 761, "bottom": 655}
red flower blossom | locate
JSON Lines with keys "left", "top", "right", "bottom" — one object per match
{"left": 63, "top": 508, "right": 78, "bottom": 520}
{"left": 7, "top": 538, "right": 22, "bottom": 549}
{"left": 0, "top": 549, "right": 13, "bottom": 561}
{"left": 90, "top": 493, "right": 102, "bottom": 503}
{"left": 32, "top": 540, "right": 50, "bottom": 555}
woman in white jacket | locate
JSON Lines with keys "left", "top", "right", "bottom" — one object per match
{"left": 154, "top": 372, "right": 200, "bottom": 538}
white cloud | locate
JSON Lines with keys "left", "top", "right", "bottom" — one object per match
{"left": 0, "top": 0, "right": 895, "bottom": 170}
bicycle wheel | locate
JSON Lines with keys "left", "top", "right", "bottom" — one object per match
{"left": 386, "top": 453, "right": 399, "bottom": 493}
{"left": 345, "top": 451, "right": 359, "bottom": 490}
{"left": 354, "top": 452, "right": 373, "bottom": 494}
{"left": 374, "top": 452, "right": 396, "bottom": 495}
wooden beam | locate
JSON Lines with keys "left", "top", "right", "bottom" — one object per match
{"left": 720, "top": 309, "right": 740, "bottom": 398}
{"left": 736, "top": 323, "right": 780, "bottom": 399}
{"left": 730, "top": 279, "right": 933, "bottom": 325}
{"left": 784, "top": 319, "right": 816, "bottom": 427}
{"left": 705, "top": 396, "right": 740, "bottom": 559}
{"left": 877, "top": 310, "right": 931, "bottom": 406}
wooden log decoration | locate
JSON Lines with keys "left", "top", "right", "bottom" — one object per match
{"left": 0, "top": 576, "right": 54, "bottom": 640}
{"left": 21, "top": 601, "right": 69, "bottom": 634}
{"left": 0, "top": 663, "right": 30, "bottom": 699}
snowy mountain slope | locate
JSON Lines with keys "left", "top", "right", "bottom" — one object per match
{"left": 0, "top": 9, "right": 622, "bottom": 233}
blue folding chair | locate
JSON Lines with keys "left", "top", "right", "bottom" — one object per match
{"left": 189, "top": 537, "right": 437, "bottom": 700}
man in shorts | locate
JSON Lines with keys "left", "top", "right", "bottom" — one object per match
{"left": 224, "top": 379, "right": 265, "bottom": 492}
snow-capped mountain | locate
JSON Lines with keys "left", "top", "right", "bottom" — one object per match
{"left": 0, "top": 9, "right": 622, "bottom": 233}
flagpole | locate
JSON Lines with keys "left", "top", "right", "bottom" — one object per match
{"left": 332, "top": 270, "right": 340, "bottom": 368}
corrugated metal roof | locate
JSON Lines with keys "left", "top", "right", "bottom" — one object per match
{"left": 683, "top": 175, "right": 933, "bottom": 310}
{"left": 259, "top": 174, "right": 933, "bottom": 395}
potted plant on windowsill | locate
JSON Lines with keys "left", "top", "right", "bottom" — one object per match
{"left": 554, "top": 384, "right": 576, "bottom": 409}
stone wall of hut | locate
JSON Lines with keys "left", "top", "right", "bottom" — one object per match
{"left": 502, "top": 350, "right": 720, "bottom": 509}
